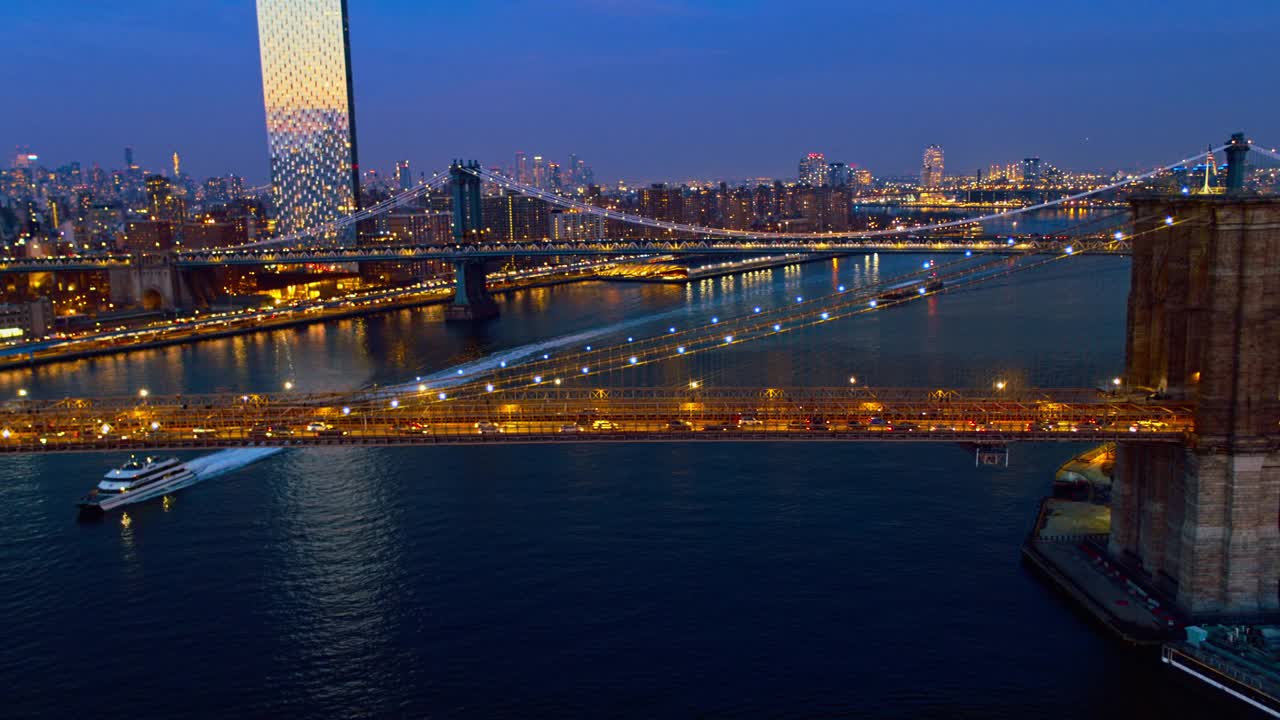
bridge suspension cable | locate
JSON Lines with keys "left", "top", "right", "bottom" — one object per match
{"left": 231, "top": 172, "right": 451, "bottom": 250}
{"left": 403, "top": 207, "right": 1185, "bottom": 401}
{"left": 215, "top": 142, "right": 1221, "bottom": 255}
{"left": 460, "top": 146, "right": 1223, "bottom": 241}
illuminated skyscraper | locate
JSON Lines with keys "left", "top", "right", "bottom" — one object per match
{"left": 532, "top": 155, "right": 546, "bottom": 189}
{"left": 920, "top": 144, "right": 944, "bottom": 188}
{"left": 798, "top": 153, "right": 828, "bottom": 187}
{"left": 255, "top": 0, "right": 360, "bottom": 238}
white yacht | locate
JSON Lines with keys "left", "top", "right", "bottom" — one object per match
{"left": 77, "top": 455, "right": 196, "bottom": 515}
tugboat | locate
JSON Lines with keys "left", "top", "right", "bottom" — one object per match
{"left": 76, "top": 455, "right": 195, "bottom": 516}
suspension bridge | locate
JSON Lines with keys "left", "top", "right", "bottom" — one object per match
{"left": 1, "top": 133, "right": 1277, "bottom": 618}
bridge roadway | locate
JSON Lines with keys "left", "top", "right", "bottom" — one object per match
{"left": 0, "top": 386, "right": 1191, "bottom": 453}
{"left": 0, "top": 234, "right": 1122, "bottom": 274}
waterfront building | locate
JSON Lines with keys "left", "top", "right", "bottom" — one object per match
{"left": 0, "top": 298, "right": 52, "bottom": 340}
{"left": 255, "top": 0, "right": 361, "bottom": 239}
{"left": 551, "top": 210, "right": 604, "bottom": 240}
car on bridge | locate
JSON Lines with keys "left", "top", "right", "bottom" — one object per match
{"left": 702, "top": 421, "right": 739, "bottom": 432}
{"left": 305, "top": 421, "right": 332, "bottom": 433}
{"left": 250, "top": 424, "right": 293, "bottom": 439}
{"left": 475, "top": 420, "right": 503, "bottom": 435}
{"left": 393, "top": 421, "right": 430, "bottom": 435}
{"left": 559, "top": 423, "right": 583, "bottom": 434}
{"left": 667, "top": 419, "right": 693, "bottom": 431}
{"left": 591, "top": 419, "right": 620, "bottom": 431}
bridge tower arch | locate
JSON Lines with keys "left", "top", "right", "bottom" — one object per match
{"left": 1110, "top": 134, "right": 1280, "bottom": 619}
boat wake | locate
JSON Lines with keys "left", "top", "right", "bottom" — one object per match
{"left": 184, "top": 447, "right": 282, "bottom": 483}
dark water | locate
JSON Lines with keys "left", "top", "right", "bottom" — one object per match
{"left": 0, "top": 254, "right": 1247, "bottom": 718}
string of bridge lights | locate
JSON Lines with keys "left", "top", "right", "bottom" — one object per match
{"left": 411, "top": 205, "right": 1155, "bottom": 395}
{"left": 376, "top": 207, "right": 1188, "bottom": 406}
{"left": 1245, "top": 144, "right": 1280, "bottom": 164}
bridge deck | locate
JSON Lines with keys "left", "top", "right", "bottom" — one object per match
{"left": 0, "top": 387, "right": 1192, "bottom": 453}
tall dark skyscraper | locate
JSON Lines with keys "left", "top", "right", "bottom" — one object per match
{"left": 395, "top": 160, "right": 412, "bottom": 192}
{"left": 255, "top": 0, "right": 361, "bottom": 238}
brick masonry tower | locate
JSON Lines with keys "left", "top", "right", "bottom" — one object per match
{"left": 1110, "top": 135, "right": 1280, "bottom": 619}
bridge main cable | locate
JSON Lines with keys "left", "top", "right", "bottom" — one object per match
{"left": 461, "top": 146, "right": 1222, "bottom": 241}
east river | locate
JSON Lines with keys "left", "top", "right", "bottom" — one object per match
{"left": 0, "top": 251, "right": 1248, "bottom": 718}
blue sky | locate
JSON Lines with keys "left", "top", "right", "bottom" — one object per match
{"left": 4, "top": 0, "right": 1278, "bottom": 183}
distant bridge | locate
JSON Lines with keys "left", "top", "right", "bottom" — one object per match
{"left": 0, "top": 234, "right": 1123, "bottom": 275}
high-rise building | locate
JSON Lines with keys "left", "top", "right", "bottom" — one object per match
{"left": 798, "top": 153, "right": 829, "bottom": 187}
{"left": 920, "top": 144, "right": 944, "bottom": 188}
{"left": 1021, "top": 157, "right": 1041, "bottom": 186}
{"left": 828, "top": 162, "right": 851, "bottom": 188}
{"left": 255, "top": 0, "right": 361, "bottom": 238}
{"left": 145, "top": 175, "right": 179, "bottom": 221}
{"left": 172, "top": 152, "right": 181, "bottom": 178}
{"left": 395, "top": 160, "right": 412, "bottom": 192}
{"left": 515, "top": 151, "right": 528, "bottom": 184}
{"left": 532, "top": 155, "right": 546, "bottom": 189}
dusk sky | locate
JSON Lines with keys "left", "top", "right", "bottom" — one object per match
{"left": 5, "top": 0, "right": 1279, "bottom": 183}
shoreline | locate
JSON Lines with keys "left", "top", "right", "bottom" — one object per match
{"left": 0, "top": 253, "right": 837, "bottom": 372}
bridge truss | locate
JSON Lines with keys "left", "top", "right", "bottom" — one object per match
{"left": 0, "top": 386, "right": 1191, "bottom": 454}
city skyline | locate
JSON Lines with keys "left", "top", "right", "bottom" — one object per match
{"left": 6, "top": 0, "right": 1279, "bottom": 183}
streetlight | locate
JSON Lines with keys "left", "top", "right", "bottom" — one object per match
{"left": 138, "top": 388, "right": 149, "bottom": 398}
{"left": 1112, "top": 377, "right": 1122, "bottom": 387}
{"left": 17, "top": 389, "right": 27, "bottom": 398}
{"left": 995, "top": 380, "right": 1007, "bottom": 391}
{"left": 849, "top": 376, "right": 857, "bottom": 385}
{"left": 283, "top": 381, "right": 294, "bottom": 391}
{"left": 689, "top": 381, "right": 700, "bottom": 389}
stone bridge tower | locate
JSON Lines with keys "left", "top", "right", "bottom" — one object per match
{"left": 1110, "top": 135, "right": 1280, "bottom": 619}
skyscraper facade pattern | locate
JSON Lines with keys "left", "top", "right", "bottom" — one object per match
{"left": 256, "top": 0, "right": 360, "bottom": 238}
